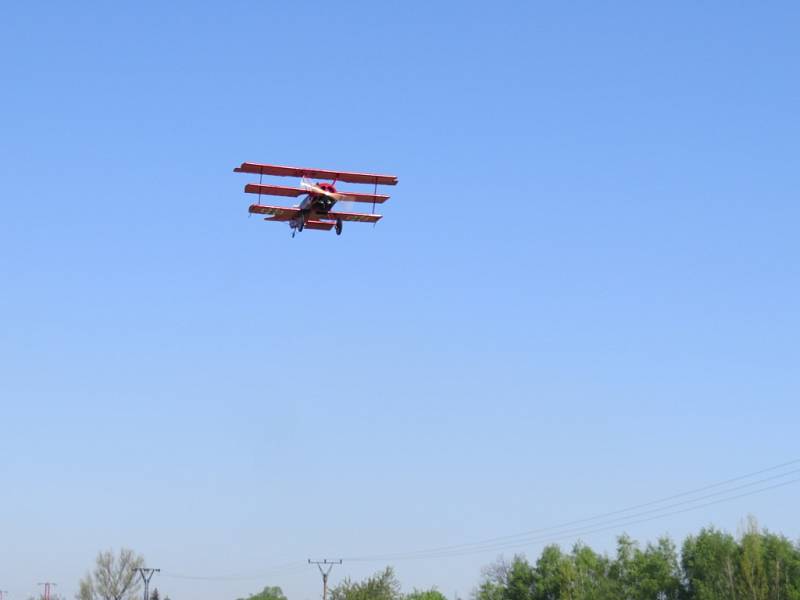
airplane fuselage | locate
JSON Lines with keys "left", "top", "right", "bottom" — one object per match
{"left": 289, "top": 182, "right": 343, "bottom": 235}
{"left": 297, "top": 182, "right": 337, "bottom": 214}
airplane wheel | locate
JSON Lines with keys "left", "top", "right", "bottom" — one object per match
{"left": 335, "top": 219, "right": 343, "bottom": 236}
{"left": 297, "top": 219, "right": 304, "bottom": 232}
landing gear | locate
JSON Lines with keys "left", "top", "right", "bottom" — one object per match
{"left": 335, "top": 218, "right": 343, "bottom": 236}
{"left": 290, "top": 215, "right": 305, "bottom": 237}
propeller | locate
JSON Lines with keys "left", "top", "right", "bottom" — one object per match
{"left": 300, "top": 178, "right": 354, "bottom": 202}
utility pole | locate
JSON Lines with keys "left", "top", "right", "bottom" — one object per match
{"left": 37, "top": 583, "right": 56, "bottom": 600}
{"left": 136, "top": 568, "right": 160, "bottom": 600}
{"left": 308, "top": 559, "right": 341, "bottom": 600}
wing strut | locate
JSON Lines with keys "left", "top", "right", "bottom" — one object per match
{"left": 372, "top": 178, "right": 378, "bottom": 226}
{"left": 249, "top": 171, "right": 264, "bottom": 219}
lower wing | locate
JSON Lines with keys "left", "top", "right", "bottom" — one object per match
{"left": 326, "top": 210, "right": 382, "bottom": 223}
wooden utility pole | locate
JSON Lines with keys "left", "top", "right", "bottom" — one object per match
{"left": 308, "top": 559, "right": 341, "bottom": 600}
{"left": 37, "top": 583, "right": 56, "bottom": 600}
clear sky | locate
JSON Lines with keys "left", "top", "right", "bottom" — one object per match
{"left": 1, "top": 2, "right": 799, "bottom": 599}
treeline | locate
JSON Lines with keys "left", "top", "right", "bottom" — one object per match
{"left": 266, "top": 520, "right": 800, "bottom": 600}
{"left": 476, "top": 520, "right": 800, "bottom": 600}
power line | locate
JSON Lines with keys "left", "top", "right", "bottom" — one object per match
{"left": 347, "top": 474, "right": 800, "bottom": 562}
{"left": 351, "top": 475, "right": 800, "bottom": 560}
{"left": 419, "top": 476, "right": 800, "bottom": 560}
{"left": 158, "top": 457, "right": 800, "bottom": 579}
{"left": 161, "top": 562, "right": 308, "bottom": 581}
{"left": 343, "top": 458, "right": 800, "bottom": 561}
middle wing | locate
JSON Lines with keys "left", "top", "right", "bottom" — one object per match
{"left": 337, "top": 191, "right": 391, "bottom": 204}
{"left": 245, "top": 183, "right": 390, "bottom": 204}
{"left": 245, "top": 183, "right": 306, "bottom": 198}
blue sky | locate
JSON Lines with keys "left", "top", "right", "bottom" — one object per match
{"left": 1, "top": 1, "right": 799, "bottom": 599}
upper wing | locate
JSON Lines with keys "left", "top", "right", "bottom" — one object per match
{"left": 234, "top": 162, "right": 398, "bottom": 186}
{"left": 326, "top": 210, "right": 382, "bottom": 223}
{"left": 245, "top": 183, "right": 306, "bottom": 198}
{"left": 248, "top": 204, "right": 301, "bottom": 219}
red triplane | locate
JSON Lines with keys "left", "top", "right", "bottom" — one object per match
{"left": 234, "top": 162, "right": 399, "bottom": 237}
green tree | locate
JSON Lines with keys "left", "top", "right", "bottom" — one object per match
{"left": 609, "top": 534, "right": 637, "bottom": 600}
{"left": 236, "top": 587, "right": 288, "bottom": 600}
{"left": 760, "top": 530, "right": 800, "bottom": 600}
{"left": 406, "top": 589, "right": 448, "bottom": 600}
{"left": 330, "top": 567, "right": 402, "bottom": 600}
{"left": 570, "top": 542, "right": 619, "bottom": 600}
{"left": 532, "top": 545, "right": 569, "bottom": 600}
{"left": 631, "top": 537, "right": 681, "bottom": 600}
{"left": 682, "top": 527, "right": 739, "bottom": 600}
{"left": 507, "top": 556, "right": 536, "bottom": 600}
{"left": 472, "top": 519, "right": 800, "bottom": 600}
{"left": 474, "top": 556, "right": 534, "bottom": 600}
{"left": 475, "top": 557, "right": 510, "bottom": 600}
{"left": 734, "top": 518, "right": 800, "bottom": 600}
{"left": 739, "top": 519, "right": 769, "bottom": 600}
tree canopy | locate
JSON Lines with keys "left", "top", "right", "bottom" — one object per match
{"left": 77, "top": 548, "right": 145, "bottom": 600}
{"left": 473, "top": 521, "right": 800, "bottom": 600}
{"left": 236, "top": 586, "right": 288, "bottom": 600}
{"left": 77, "top": 522, "right": 800, "bottom": 600}
{"left": 330, "top": 567, "right": 403, "bottom": 600}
